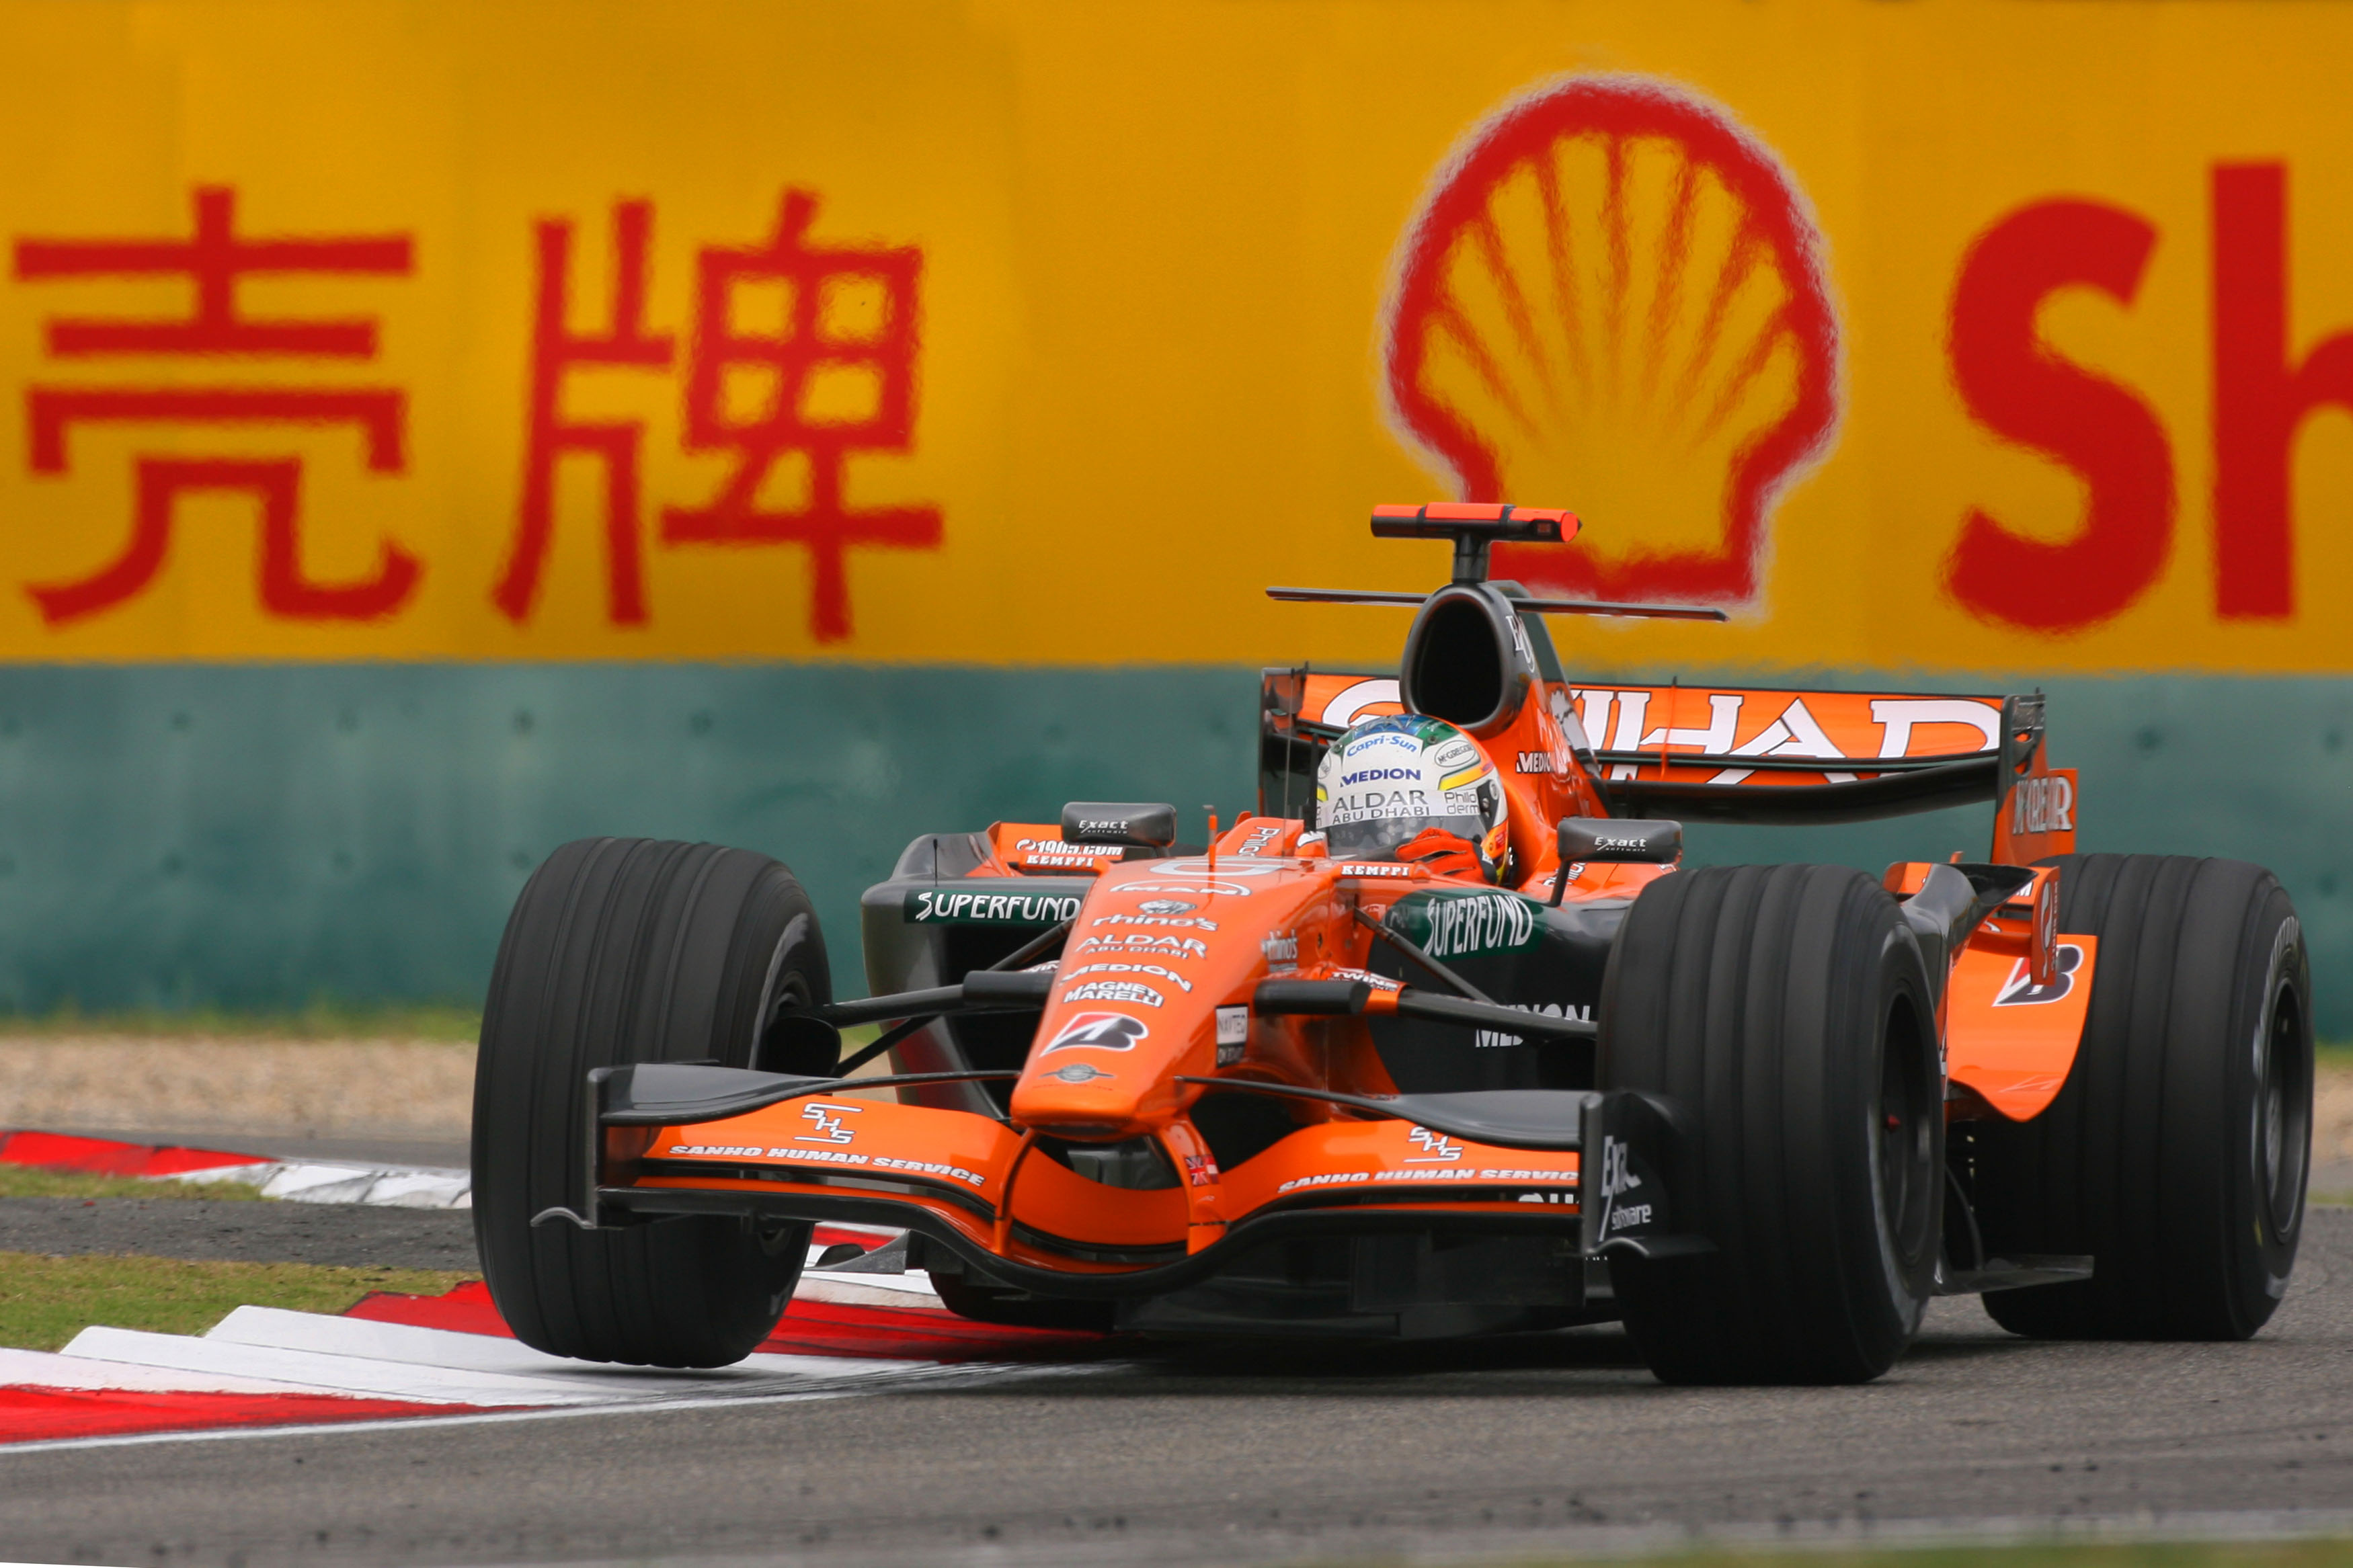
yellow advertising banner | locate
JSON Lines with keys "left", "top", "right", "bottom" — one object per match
{"left": 2, "top": 1, "right": 2352, "bottom": 671}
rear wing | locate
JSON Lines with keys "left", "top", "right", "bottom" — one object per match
{"left": 1261, "top": 671, "right": 2075, "bottom": 862}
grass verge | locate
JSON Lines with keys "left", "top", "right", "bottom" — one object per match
{"left": 0, "top": 1165, "right": 266, "bottom": 1202}
{"left": 0, "top": 1002, "right": 483, "bottom": 1041}
{"left": 0, "top": 1249, "right": 473, "bottom": 1352}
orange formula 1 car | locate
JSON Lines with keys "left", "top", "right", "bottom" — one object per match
{"left": 473, "top": 506, "right": 2314, "bottom": 1384}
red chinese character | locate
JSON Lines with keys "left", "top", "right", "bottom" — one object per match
{"left": 499, "top": 192, "right": 946, "bottom": 639}
{"left": 497, "top": 200, "right": 674, "bottom": 626}
{"left": 501, "top": 190, "right": 942, "bottom": 641}
{"left": 13, "top": 186, "right": 420, "bottom": 624}
{"left": 662, "top": 190, "right": 941, "bottom": 641}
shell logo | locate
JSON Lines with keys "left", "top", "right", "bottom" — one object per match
{"left": 1381, "top": 75, "right": 1841, "bottom": 608}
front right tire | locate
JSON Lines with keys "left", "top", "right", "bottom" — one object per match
{"left": 472, "top": 837, "right": 828, "bottom": 1368}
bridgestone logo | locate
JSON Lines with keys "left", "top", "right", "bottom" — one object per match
{"left": 1420, "top": 892, "right": 1538, "bottom": 958}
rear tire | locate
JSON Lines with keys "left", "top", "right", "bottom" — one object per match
{"left": 472, "top": 837, "right": 830, "bottom": 1367}
{"left": 1598, "top": 864, "right": 1942, "bottom": 1384}
{"left": 1971, "top": 854, "right": 2311, "bottom": 1340}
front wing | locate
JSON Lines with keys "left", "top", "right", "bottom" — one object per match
{"left": 562, "top": 1071, "right": 1697, "bottom": 1298}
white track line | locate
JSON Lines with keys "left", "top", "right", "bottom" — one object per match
{"left": 314, "top": 1167, "right": 470, "bottom": 1208}
{"left": 58, "top": 1326, "right": 606, "bottom": 1406}
{"left": 0, "top": 1347, "right": 358, "bottom": 1399}
{"left": 797, "top": 1232, "right": 946, "bottom": 1307}
{"left": 795, "top": 1272, "right": 945, "bottom": 1308}
{"left": 161, "top": 1159, "right": 471, "bottom": 1208}
{"left": 0, "top": 1358, "right": 1101, "bottom": 1458}
{"left": 7, "top": 1303, "right": 951, "bottom": 1421}
{"left": 205, "top": 1306, "right": 926, "bottom": 1387}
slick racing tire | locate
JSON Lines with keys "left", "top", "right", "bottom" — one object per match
{"left": 473, "top": 838, "right": 830, "bottom": 1368}
{"left": 1598, "top": 864, "right": 1942, "bottom": 1385}
{"left": 1970, "top": 854, "right": 2311, "bottom": 1341}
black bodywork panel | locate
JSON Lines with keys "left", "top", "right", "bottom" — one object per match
{"left": 861, "top": 831, "right": 1092, "bottom": 1117}
{"left": 1365, "top": 884, "right": 1624, "bottom": 1093}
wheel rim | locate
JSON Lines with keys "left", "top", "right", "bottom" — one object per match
{"left": 2254, "top": 973, "right": 2311, "bottom": 1238}
{"left": 750, "top": 965, "right": 812, "bottom": 1071}
{"left": 746, "top": 910, "right": 820, "bottom": 1069}
{"left": 1876, "top": 995, "right": 1936, "bottom": 1265}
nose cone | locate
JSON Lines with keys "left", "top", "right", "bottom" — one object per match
{"left": 1007, "top": 856, "right": 1322, "bottom": 1133}
{"left": 1012, "top": 1011, "right": 1156, "bottom": 1130}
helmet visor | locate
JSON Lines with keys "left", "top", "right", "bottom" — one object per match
{"left": 1322, "top": 809, "right": 1494, "bottom": 862}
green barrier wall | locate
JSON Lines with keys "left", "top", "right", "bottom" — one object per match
{"left": 0, "top": 665, "right": 2340, "bottom": 1032}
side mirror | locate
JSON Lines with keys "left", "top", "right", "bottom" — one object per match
{"left": 1552, "top": 818, "right": 1683, "bottom": 905}
{"left": 1061, "top": 801, "right": 1179, "bottom": 850}
{"left": 1558, "top": 817, "right": 1682, "bottom": 865}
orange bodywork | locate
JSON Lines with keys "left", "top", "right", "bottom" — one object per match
{"left": 636, "top": 842, "right": 1591, "bottom": 1278}
{"left": 636, "top": 1087, "right": 1581, "bottom": 1272}
{"left": 617, "top": 588, "right": 2096, "bottom": 1280}
{"left": 1944, "top": 936, "right": 2099, "bottom": 1120}
{"left": 1885, "top": 860, "right": 2098, "bottom": 1121}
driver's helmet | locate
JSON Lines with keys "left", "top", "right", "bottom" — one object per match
{"left": 1313, "top": 715, "right": 1509, "bottom": 882}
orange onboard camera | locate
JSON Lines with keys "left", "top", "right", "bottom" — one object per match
{"left": 472, "top": 506, "right": 2313, "bottom": 1385}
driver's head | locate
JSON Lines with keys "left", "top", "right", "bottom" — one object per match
{"left": 1313, "top": 716, "right": 1508, "bottom": 882}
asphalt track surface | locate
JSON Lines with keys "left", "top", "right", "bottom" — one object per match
{"left": 0, "top": 1210, "right": 2346, "bottom": 1567}
{"left": 0, "top": 1196, "right": 476, "bottom": 1272}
